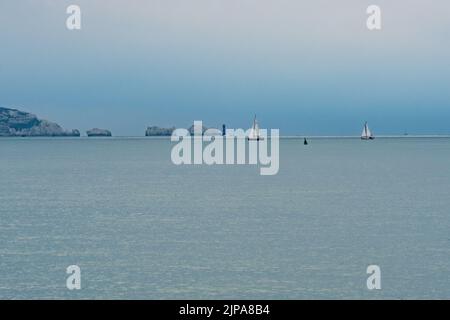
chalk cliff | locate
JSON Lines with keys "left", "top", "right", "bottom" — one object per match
{"left": 0, "top": 107, "right": 80, "bottom": 137}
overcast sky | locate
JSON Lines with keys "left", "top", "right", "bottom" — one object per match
{"left": 1, "top": 0, "right": 449, "bottom": 135}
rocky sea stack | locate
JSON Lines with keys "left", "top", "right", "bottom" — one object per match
{"left": 86, "top": 128, "right": 112, "bottom": 137}
{"left": 188, "top": 124, "right": 221, "bottom": 136}
{"left": 145, "top": 125, "right": 220, "bottom": 136}
{"left": 0, "top": 107, "right": 80, "bottom": 137}
{"left": 145, "top": 126, "right": 175, "bottom": 136}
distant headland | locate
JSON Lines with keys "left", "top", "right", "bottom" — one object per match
{"left": 0, "top": 107, "right": 80, "bottom": 137}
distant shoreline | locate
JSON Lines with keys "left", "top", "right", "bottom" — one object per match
{"left": 1, "top": 135, "right": 450, "bottom": 139}
{"left": 2, "top": 107, "right": 449, "bottom": 139}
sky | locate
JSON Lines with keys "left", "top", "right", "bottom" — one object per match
{"left": 1, "top": 0, "right": 449, "bottom": 136}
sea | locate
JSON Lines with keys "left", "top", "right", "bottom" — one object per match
{"left": 0, "top": 137, "right": 449, "bottom": 299}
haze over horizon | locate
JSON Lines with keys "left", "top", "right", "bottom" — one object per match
{"left": 1, "top": 0, "right": 449, "bottom": 136}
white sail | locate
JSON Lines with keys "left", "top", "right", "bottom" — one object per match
{"left": 248, "top": 115, "right": 263, "bottom": 140}
{"left": 248, "top": 120, "right": 256, "bottom": 139}
{"left": 365, "top": 125, "right": 372, "bottom": 138}
{"left": 361, "top": 122, "right": 373, "bottom": 139}
{"left": 254, "top": 119, "right": 260, "bottom": 137}
{"left": 361, "top": 123, "right": 367, "bottom": 137}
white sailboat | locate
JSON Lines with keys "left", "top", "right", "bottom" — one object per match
{"left": 361, "top": 121, "right": 374, "bottom": 140}
{"left": 247, "top": 115, "right": 264, "bottom": 141}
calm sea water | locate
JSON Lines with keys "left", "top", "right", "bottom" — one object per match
{"left": 1, "top": 137, "right": 449, "bottom": 299}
